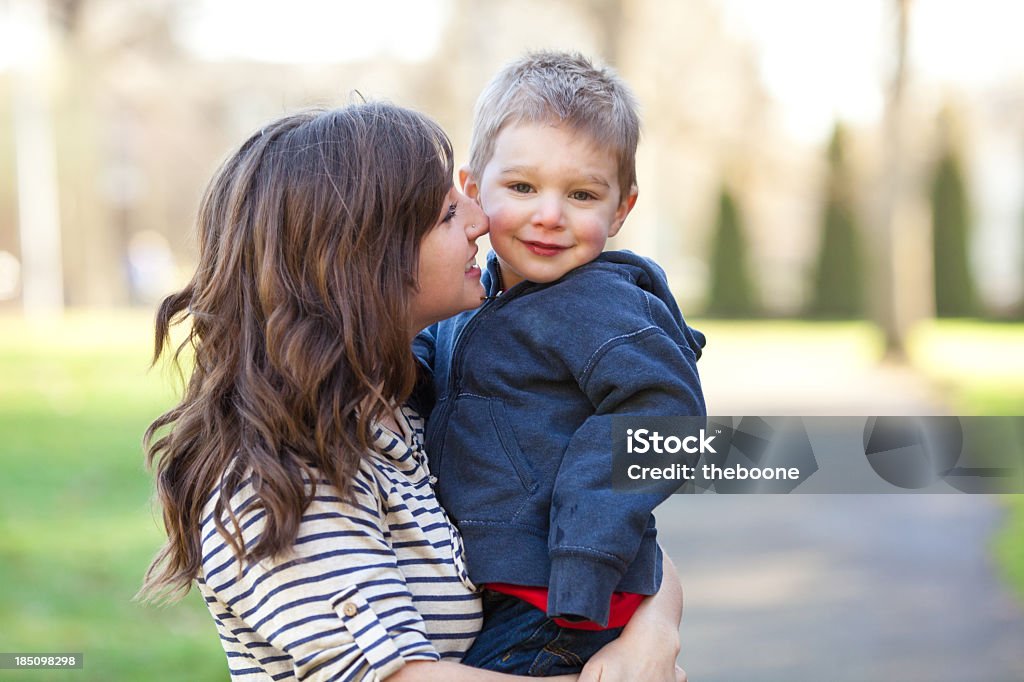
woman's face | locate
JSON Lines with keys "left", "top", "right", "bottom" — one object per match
{"left": 409, "top": 187, "right": 489, "bottom": 334}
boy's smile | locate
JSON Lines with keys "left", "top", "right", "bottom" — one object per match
{"left": 463, "top": 122, "right": 637, "bottom": 289}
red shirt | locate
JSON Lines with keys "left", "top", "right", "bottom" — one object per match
{"left": 487, "top": 583, "right": 644, "bottom": 631}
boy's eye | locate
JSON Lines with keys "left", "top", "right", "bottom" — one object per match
{"left": 509, "top": 182, "right": 532, "bottom": 194}
{"left": 570, "top": 190, "right": 596, "bottom": 201}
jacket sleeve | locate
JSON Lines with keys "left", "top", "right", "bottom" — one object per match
{"left": 411, "top": 326, "right": 438, "bottom": 419}
{"left": 546, "top": 324, "right": 705, "bottom": 626}
{"left": 413, "top": 325, "right": 437, "bottom": 372}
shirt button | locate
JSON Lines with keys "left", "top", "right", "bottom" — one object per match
{"left": 342, "top": 602, "right": 358, "bottom": 617}
{"left": 429, "top": 475, "right": 438, "bottom": 484}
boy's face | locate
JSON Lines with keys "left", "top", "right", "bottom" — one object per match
{"left": 462, "top": 122, "right": 637, "bottom": 289}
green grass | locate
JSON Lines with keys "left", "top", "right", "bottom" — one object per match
{"left": 1, "top": 312, "right": 1022, "bottom": 679}
{"left": 996, "top": 498, "right": 1024, "bottom": 603}
{"left": 907, "top": 321, "right": 1024, "bottom": 602}
{"left": 0, "top": 312, "right": 224, "bottom": 681}
{"left": 907, "top": 319, "right": 1024, "bottom": 414}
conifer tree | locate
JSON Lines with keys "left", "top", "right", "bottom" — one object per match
{"left": 807, "top": 123, "right": 865, "bottom": 318}
{"left": 1018, "top": 197, "right": 1024, "bottom": 319}
{"left": 930, "top": 144, "right": 978, "bottom": 317}
{"left": 705, "top": 186, "right": 758, "bottom": 317}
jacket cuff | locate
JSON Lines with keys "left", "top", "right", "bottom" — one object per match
{"left": 547, "top": 554, "right": 624, "bottom": 627}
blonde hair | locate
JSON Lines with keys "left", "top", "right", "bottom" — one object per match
{"left": 468, "top": 50, "right": 640, "bottom": 197}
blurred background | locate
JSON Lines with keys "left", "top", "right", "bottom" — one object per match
{"left": 1, "top": 0, "right": 1022, "bottom": 680}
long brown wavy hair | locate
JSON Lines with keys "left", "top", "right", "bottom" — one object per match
{"left": 139, "top": 102, "right": 454, "bottom": 603}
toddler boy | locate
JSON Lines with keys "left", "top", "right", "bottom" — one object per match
{"left": 417, "top": 51, "right": 705, "bottom": 676}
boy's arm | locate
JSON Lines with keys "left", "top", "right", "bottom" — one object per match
{"left": 547, "top": 326, "right": 704, "bottom": 625}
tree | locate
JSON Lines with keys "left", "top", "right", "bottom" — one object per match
{"left": 9, "top": 0, "right": 64, "bottom": 316}
{"left": 872, "top": 0, "right": 912, "bottom": 357}
{"left": 705, "top": 186, "right": 758, "bottom": 317}
{"left": 1018, "top": 190, "right": 1024, "bottom": 319}
{"left": 807, "top": 124, "right": 865, "bottom": 318}
{"left": 930, "top": 143, "right": 978, "bottom": 317}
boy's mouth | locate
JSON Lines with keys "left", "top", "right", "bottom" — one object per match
{"left": 522, "top": 240, "right": 568, "bottom": 257}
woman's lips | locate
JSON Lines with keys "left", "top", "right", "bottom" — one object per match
{"left": 523, "top": 240, "right": 567, "bottom": 257}
{"left": 464, "top": 249, "right": 480, "bottom": 278}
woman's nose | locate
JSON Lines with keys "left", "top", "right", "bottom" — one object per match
{"left": 468, "top": 213, "right": 488, "bottom": 239}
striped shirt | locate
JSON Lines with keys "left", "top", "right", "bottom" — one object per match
{"left": 196, "top": 406, "right": 482, "bottom": 681}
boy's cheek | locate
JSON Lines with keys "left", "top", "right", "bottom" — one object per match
{"left": 477, "top": 195, "right": 507, "bottom": 223}
{"left": 480, "top": 205, "right": 518, "bottom": 236}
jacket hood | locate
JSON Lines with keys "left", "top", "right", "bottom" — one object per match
{"left": 597, "top": 250, "right": 705, "bottom": 360}
{"left": 483, "top": 250, "right": 705, "bottom": 361}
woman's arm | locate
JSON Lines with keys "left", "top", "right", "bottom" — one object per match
{"left": 578, "top": 552, "right": 685, "bottom": 682}
{"left": 389, "top": 661, "right": 575, "bottom": 682}
{"left": 199, "top": 470, "right": 490, "bottom": 682}
{"left": 390, "top": 555, "right": 685, "bottom": 682}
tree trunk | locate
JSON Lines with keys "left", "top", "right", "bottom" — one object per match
{"left": 10, "top": 0, "right": 64, "bottom": 317}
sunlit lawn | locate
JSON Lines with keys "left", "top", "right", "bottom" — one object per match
{"left": 1, "top": 312, "right": 1022, "bottom": 680}
{"left": 905, "top": 319, "right": 1024, "bottom": 413}
{"left": 0, "top": 312, "right": 224, "bottom": 681}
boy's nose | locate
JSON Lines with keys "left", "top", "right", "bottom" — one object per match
{"left": 531, "top": 196, "right": 564, "bottom": 229}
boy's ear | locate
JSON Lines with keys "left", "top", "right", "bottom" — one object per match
{"left": 459, "top": 166, "right": 481, "bottom": 200}
{"left": 608, "top": 185, "right": 639, "bottom": 238}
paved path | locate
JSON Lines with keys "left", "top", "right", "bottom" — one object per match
{"left": 660, "top": 495, "right": 1024, "bottom": 681}
{"left": 655, "top": 336, "right": 1024, "bottom": 680}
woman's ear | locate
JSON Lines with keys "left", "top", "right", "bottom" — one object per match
{"left": 459, "top": 166, "right": 481, "bottom": 201}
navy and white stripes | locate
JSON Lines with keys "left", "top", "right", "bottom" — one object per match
{"left": 196, "top": 406, "right": 481, "bottom": 681}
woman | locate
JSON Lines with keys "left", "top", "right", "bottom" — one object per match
{"left": 140, "top": 102, "right": 684, "bottom": 681}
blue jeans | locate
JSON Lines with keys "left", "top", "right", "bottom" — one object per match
{"left": 461, "top": 590, "right": 624, "bottom": 676}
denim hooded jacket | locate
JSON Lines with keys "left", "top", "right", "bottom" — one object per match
{"left": 415, "top": 250, "right": 706, "bottom": 627}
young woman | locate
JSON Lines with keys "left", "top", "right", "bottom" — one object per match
{"left": 139, "top": 102, "right": 685, "bottom": 681}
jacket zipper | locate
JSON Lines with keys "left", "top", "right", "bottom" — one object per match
{"left": 430, "top": 268, "right": 528, "bottom": 467}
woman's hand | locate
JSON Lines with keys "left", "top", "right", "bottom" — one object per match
{"left": 578, "top": 659, "right": 687, "bottom": 682}
{"left": 578, "top": 553, "right": 684, "bottom": 682}
{"left": 577, "top": 622, "right": 685, "bottom": 682}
